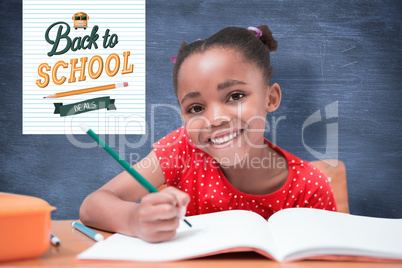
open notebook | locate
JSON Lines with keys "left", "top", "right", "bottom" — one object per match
{"left": 76, "top": 208, "right": 402, "bottom": 262}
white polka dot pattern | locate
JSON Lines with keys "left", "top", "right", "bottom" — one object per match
{"left": 153, "top": 127, "right": 337, "bottom": 219}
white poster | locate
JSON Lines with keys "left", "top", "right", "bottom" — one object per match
{"left": 23, "top": 0, "right": 146, "bottom": 134}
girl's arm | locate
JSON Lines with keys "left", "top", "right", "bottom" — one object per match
{"left": 79, "top": 150, "right": 190, "bottom": 243}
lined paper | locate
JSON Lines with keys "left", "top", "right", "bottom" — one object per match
{"left": 23, "top": 0, "right": 145, "bottom": 134}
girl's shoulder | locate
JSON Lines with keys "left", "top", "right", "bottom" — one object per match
{"left": 265, "top": 139, "right": 328, "bottom": 183}
{"left": 153, "top": 126, "right": 198, "bottom": 158}
{"left": 153, "top": 126, "right": 188, "bottom": 148}
{"left": 153, "top": 126, "right": 206, "bottom": 170}
{"left": 153, "top": 126, "right": 216, "bottom": 186}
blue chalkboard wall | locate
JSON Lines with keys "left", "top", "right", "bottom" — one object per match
{"left": 0, "top": 0, "right": 401, "bottom": 220}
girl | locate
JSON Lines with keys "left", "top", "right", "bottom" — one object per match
{"left": 80, "top": 25, "right": 337, "bottom": 243}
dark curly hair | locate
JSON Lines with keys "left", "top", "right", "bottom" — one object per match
{"left": 172, "top": 25, "right": 278, "bottom": 97}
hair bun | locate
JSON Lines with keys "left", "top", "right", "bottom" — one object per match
{"left": 257, "top": 25, "right": 278, "bottom": 52}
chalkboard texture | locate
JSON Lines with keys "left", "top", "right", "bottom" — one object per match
{"left": 0, "top": 0, "right": 401, "bottom": 219}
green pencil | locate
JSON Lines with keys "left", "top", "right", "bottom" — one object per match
{"left": 79, "top": 123, "right": 192, "bottom": 227}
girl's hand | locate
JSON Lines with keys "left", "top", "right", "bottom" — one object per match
{"left": 132, "top": 186, "right": 190, "bottom": 243}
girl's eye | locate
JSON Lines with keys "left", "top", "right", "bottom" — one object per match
{"left": 228, "top": 92, "right": 245, "bottom": 102}
{"left": 187, "top": 105, "right": 204, "bottom": 114}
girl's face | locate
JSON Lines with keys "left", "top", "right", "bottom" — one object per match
{"left": 177, "top": 47, "right": 277, "bottom": 167}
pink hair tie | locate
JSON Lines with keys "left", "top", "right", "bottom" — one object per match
{"left": 247, "top": 26, "right": 262, "bottom": 38}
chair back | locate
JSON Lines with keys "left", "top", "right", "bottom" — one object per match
{"left": 310, "top": 160, "right": 349, "bottom": 213}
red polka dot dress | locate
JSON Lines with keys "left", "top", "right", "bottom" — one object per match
{"left": 153, "top": 126, "right": 337, "bottom": 219}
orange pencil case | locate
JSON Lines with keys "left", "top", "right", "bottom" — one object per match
{"left": 0, "top": 192, "right": 55, "bottom": 262}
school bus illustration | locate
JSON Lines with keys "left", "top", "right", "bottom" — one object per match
{"left": 72, "top": 12, "right": 89, "bottom": 30}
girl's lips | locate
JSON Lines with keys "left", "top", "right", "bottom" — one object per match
{"left": 207, "top": 129, "right": 243, "bottom": 145}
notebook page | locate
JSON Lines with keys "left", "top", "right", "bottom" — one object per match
{"left": 77, "top": 210, "right": 279, "bottom": 262}
{"left": 267, "top": 208, "right": 402, "bottom": 262}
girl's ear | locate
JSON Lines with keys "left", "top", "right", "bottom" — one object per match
{"left": 266, "top": 83, "right": 282, "bottom": 112}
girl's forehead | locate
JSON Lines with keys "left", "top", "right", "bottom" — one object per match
{"left": 190, "top": 47, "right": 244, "bottom": 63}
{"left": 176, "top": 48, "right": 266, "bottom": 100}
{"left": 179, "top": 47, "right": 255, "bottom": 77}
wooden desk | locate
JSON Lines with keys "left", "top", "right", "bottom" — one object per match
{"left": 1, "top": 220, "right": 401, "bottom": 268}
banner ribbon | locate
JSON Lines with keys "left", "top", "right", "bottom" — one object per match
{"left": 54, "top": 96, "right": 116, "bottom": 117}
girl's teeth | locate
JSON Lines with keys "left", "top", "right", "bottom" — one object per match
{"left": 211, "top": 130, "right": 241, "bottom": 145}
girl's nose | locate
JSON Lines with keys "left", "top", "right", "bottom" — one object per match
{"left": 205, "top": 104, "right": 231, "bottom": 127}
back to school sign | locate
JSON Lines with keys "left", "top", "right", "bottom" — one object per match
{"left": 23, "top": 0, "right": 146, "bottom": 134}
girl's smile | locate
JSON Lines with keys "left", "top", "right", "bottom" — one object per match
{"left": 207, "top": 129, "right": 243, "bottom": 146}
